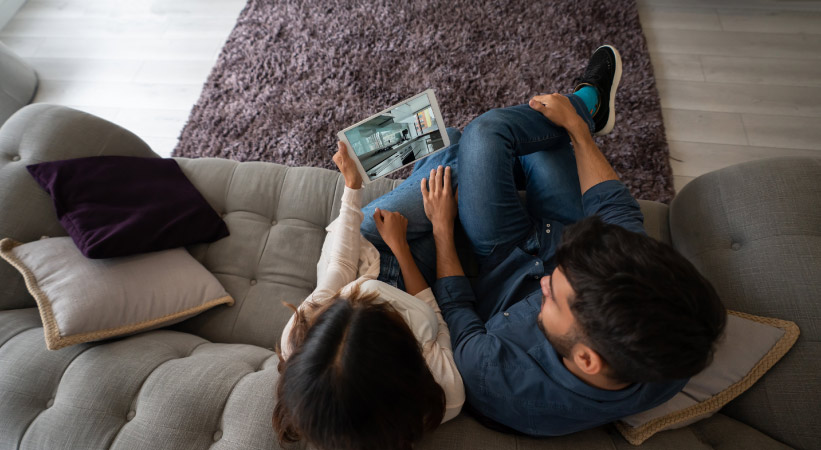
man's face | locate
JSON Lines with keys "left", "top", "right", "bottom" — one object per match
{"left": 537, "top": 267, "right": 579, "bottom": 358}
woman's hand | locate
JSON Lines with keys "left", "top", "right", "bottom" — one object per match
{"left": 528, "top": 93, "right": 588, "bottom": 138}
{"left": 333, "top": 141, "right": 363, "bottom": 189}
{"left": 373, "top": 208, "right": 409, "bottom": 252}
{"left": 421, "top": 166, "right": 457, "bottom": 233}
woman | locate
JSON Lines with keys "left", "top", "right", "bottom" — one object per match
{"left": 273, "top": 142, "right": 464, "bottom": 450}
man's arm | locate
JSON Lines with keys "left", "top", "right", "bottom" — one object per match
{"left": 421, "top": 166, "right": 489, "bottom": 347}
{"left": 529, "top": 95, "right": 644, "bottom": 234}
{"left": 528, "top": 94, "right": 618, "bottom": 195}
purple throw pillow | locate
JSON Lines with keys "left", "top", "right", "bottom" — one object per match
{"left": 27, "top": 156, "right": 229, "bottom": 259}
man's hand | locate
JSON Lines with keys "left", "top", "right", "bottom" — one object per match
{"left": 421, "top": 166, "right": 457, "bottom": 233}
{"left": 528, "top": 94, "right": 588, "bottom": 138}
{"left": 373, "top": 208, "right": 410, "bottom": 252}
{"left": 333, "top": 141, "right": 363, "bottom": 189}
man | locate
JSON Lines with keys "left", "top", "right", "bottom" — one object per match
{"left": 359, "top": 45, "right": 727, "bottom": 436}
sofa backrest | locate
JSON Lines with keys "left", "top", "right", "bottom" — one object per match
{"left": 668, "top": 156, "right": 821, "bottom": 450}
{"left": 170, "top": 158, "right": 401, "bottom": 348}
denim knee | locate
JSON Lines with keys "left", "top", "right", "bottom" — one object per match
{"left": 445, "top": 127, "right": 462, "bottom": 145}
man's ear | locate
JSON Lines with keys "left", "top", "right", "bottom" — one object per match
{"left": 571, "top": 343, "right": 605, "bottom": 376}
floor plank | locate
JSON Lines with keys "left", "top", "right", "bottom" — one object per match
{"left": 673, "top": 175, "right": 694, "bottom": 193}
{"left": 638, "top": 6, "right": 722, "bottom": 31}
{"left": 643, "top": 28, "right": 821, "bottom": 59}
{"left": 24, "top": 57, "right": 142, "bottom": 82}
{"left": 640, "top": 0, "right": 821, "bottom": 12}
{"left": 657, "top": 79, "right": 821, "bottom": 117}
{"left": 717, "top": 9, "right": 821, "bottom": 34}
{"left": 661, "top": 109, "right": 749, "bottom": 146}
{"left": 742, "top": 114, "right": 821, "bottom": 150}
{"left": 669, "top": 140, "right": 821, "bottom": 177}
{"left": 701, "top": 55, "right": 821, "bottom": 87}
{"left": 648, "top": 53, "right": 705, "bottom": 82}
{"left": 33, "top": 80, "right": 202, "bottom": 110}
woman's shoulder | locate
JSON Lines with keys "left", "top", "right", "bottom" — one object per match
{"left": 360, "top": 280, "right": 439, "bottom": 344}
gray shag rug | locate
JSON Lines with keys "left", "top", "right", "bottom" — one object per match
{"left": 174, "top": 0, "right": 674, "bottom": 203}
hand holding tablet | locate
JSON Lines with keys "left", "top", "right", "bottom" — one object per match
{"left": 332, "top": 141, "right": 363, "bottom": 189}
{"left": 337, "top": 89, "right": 450, "bottom": 184}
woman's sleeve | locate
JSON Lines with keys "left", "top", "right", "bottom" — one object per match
{"left": 417, "top": 288, "right": 465, "bottom": 423}
{"left": 313, "top": 186, "right": 364, "bottom": 299}
{"left": 281, "top": 187, "right": 364, "bottom": 359}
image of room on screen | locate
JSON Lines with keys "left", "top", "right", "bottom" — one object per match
{"left": 344, "top": 94, "right": 445, "bottom": 180}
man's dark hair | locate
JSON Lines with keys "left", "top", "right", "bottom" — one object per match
{"left": 555, "top": 216, "right": 726, "bottom": 383}
{"left": 272, "top": 285, "right": 445, "bottom": 450}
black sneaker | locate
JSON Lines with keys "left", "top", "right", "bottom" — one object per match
{"left": 574, "top": 45, "right": 622, "bottom": 136}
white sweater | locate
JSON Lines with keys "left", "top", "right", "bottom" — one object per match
{"left": 280, "top": 187, "right": 465, "bottom": 423}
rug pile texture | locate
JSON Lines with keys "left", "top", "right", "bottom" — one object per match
{"left": 174, "top": 0, "right": 674, "bottom": 203}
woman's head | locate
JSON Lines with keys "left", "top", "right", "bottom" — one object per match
{"left": 273, "top": 285, "right": 445, "bottom": 450}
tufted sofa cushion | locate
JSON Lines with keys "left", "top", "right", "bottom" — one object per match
{"left": 0, "top": 308, "right": 790, "bottom": 450}
{"left": 669, "top": 156, "right": 821, "bottom": 450}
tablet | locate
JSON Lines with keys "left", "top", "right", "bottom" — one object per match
{"left": 337, "top": 89, "right": 450, "bottom": 184}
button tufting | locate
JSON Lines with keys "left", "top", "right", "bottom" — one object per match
{"left": 503, "top": 312, "right": 510, "bottom": 317}
{"left": 46, "top": 398, "right": 54, "bottom": 408}
{"left": 271, "top": 220, "right": 277, "bottom": 226}
{"left": 250, "top": 279, "right": 257, "bottom": 286}
{"left": 11, "top": 155, "right": 21, "bottom": 162}
{"left": 213, "top": 430, "right": 223, "bottom": 441}
{"left": 126, "top": 410, "right": 136, "bottom": 421}
{"left": 731, "top": 242, "right": 741, "bottom": 251}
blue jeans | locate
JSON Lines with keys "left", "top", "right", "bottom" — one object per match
{"left": 361, "top": 95, "right": 596, "bottom": 288}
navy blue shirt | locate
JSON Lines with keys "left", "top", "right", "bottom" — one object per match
{"left": 432, "top": 180, "right": 688, "bottom": 436}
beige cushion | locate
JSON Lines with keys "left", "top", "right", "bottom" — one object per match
{"left": 0, "top": 237, "right": 234, "bottom": 350}
{"left": 615, "top": 310, "right": 799, "bottom": 445}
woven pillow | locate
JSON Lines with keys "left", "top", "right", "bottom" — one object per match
{"left": 615, "top": 310, "right": 799, "bottom": 445}
{"left": 0, "top": 237, "right": 234, "bottom": 350}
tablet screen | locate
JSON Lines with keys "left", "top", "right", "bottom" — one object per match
{"left": 341, "top": 90, "right": 448, "bottom": 182}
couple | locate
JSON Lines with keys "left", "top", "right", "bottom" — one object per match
{"left": 272, "top": 46, "right": 727, "bottom": 450}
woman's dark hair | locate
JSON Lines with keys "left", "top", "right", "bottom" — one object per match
{"left": 555, "top": 216, "right": 727, "bottom": 383}
{"left": 272, "top": 284, "right": 445, "bottom": 450}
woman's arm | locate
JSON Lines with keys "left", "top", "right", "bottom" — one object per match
{"left": 311, "top": 142, "right": 365, "bottom": 299}
{"left": 373, "top": 209, "right": 429, "bottom": 295}
{"left": 415, "top": 288, "right": 465, "bottom": 422}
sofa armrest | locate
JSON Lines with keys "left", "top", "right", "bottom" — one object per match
{"left": 638, "top": 199, "right": 671, "bottom": 245}
{"left": 0, "top": 104, "right": 159, "bottom": 311}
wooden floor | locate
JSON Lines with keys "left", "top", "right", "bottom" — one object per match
{"left": 1, "top": 0, "right": 820, "bottom": 193}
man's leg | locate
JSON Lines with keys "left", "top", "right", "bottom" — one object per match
{"left": 361, "top": 127, "right": 462, "bottom": 286}
{"left": 456, "top": 95, "right": 595, "bottom": 258}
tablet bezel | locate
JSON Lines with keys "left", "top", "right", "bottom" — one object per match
{"left": 337, "top": 89, "right": 450, "bottom": 185}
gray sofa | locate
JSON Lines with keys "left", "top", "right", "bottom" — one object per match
{"left": 0, "top": 104, "right": 818, "bottom": 450}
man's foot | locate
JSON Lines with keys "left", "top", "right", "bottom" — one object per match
{"left": 574, "top": 45, "right": 622, "bottom": 136}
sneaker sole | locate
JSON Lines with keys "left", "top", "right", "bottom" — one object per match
{"left": 594, "top": 45, "right": 622, "bottom": 136}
